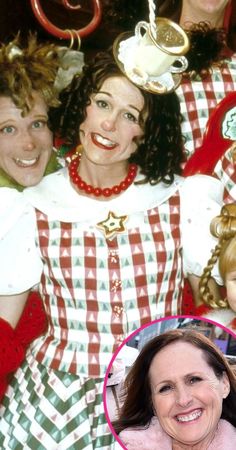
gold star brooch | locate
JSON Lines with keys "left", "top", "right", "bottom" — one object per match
{"left": 96, "top": 211, "right": 128, "bottom": 239}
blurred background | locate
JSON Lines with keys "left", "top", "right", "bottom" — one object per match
{"left": 2, "top": 1, "right": 235, "bottom": 61}
{"left": 0, "top": 1, "right": 149, "bottom": 60}
{"left": 127, "top": 317, "right": 236, "bottom": 362}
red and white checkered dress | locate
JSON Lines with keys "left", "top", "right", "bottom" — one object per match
{"left": 177, "top": 55, "right": 236, "bottom": 158}
{"left": 0, "top": 169, "right": 223, "bottom": 377}
{"left": 0, "top": 169, "right": 223, "bottom": 448}
{"left": 26, "top": 171, "right": 184, "bottom": 378}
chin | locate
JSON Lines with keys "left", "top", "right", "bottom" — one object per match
{"left": 23, "top": 166, "right": 47, "bottom": 187}
{"left": 19, "top": 173, "right": 43, "bottom": 187}
{"left": 24, "top": 178, "right": 42, "bottom": 187}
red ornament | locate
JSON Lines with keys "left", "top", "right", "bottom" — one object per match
{"left": 68, "top": 154, "right": 137, "bottom": 197}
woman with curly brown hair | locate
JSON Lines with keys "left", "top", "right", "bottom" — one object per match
{"left": 0, "top": 48, "right": 223, "bottom": 448}
{"left": 103, "top": 1, "right": 236, "bottom": 161}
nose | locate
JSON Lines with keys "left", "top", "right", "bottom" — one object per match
{"left": 20, "top": 130, "right": 36, "bottom": 151}
{"left": 101, "top": 113, "right": 117, "bottom": 132}
{"left": 175, "top": 385, "right": 193, "bottom": 407}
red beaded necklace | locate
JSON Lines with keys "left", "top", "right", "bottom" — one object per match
{"left": 68, "top": 154, "right": 137, "bottom": 198}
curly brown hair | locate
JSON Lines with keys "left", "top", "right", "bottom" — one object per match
{"left": 51, "top": 50, "right": 184, "bottom": 185}
{"left": 0, "top": 33, "right": 60, "bottom": 117}
{"left": 158, "top": 1, "right": 231, "bottom": 77}
{"left": 182, "top": 22, "right": 227, "bottom": 79}
{"left": 199, "top": 203, "right": 236, "bottom": 308}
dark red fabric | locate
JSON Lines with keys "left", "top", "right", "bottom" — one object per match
{"left": 0, "top": 318, "right": 25, "bottom": 376}
{"left": 0, "top": 317, "right": 25, "bottom": 401}
{"left": 194, "top": 303, "right": 213, "bottom": 316}
{"left": 15, "top": 291, "right": 48, "bottom": 346}
{"left": 182, "top": 280, "right": 196, "bottom": 315}
{"left": 0, "top": 292, "right": 47, "bottom": 401}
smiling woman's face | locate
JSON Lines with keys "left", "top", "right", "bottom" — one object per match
{"left": 149, "top": 341, "right": 230, "bottom": 448}
{"left": 0, "top": 92, "right": 53, "bottom": 187}
{"left": 79, "top": 76, "right": 144, "bottom": 168}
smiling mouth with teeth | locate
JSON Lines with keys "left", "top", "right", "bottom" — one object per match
{"left": 176, "top": 409, "right": 202, "bottom": 423}
{"left": 92, "top": 133, "right": 117, "bottom": 150}
{"left": 14, "top": 157, "right": 39, "bottom": 167}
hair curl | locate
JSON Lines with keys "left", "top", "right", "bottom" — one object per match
{"left": 51, "top": 50, "right": 184, "bottom": 185}
{"left": 112, "top": 328, "right": 236, "bottom": 435}
{"left": 0, "top": 33, "right": 60, "bottom": 117}
{"left": 158, "top": 1, "right": 231, "bottom": 77}
{"left": 199, "top": 204, "right": 236, "bottom": 308}
{"left": 182, "top": 22, "right": 227, "bottom": 78}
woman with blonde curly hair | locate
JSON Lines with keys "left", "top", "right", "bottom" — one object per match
{"left": 0, "top": 33, "right": 61, "bottom": 401}
{"left": 0, "top": 33, "right": 61, "bottom": 188}
{"left": 199, "top": 203, "right": 236, "bottom": 329}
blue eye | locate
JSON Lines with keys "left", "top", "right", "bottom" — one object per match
{"left": 32, "top": 120, "right": 46, "bottom": 129}
{"left": 1, "top": 126, "right": 15, "bottom": 134}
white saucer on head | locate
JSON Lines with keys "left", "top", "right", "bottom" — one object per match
{"left": 113, "top": 17, "right": 190, "bottom": 94}
{"left": 113, "top": 32, "right": 182, "bottom": 94}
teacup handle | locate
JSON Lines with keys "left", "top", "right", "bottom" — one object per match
{"left": 135, "top": 21, "right": 150, "bottom": 40}
{"left": 169, "top": 56, "right": 188, "bottom": 73}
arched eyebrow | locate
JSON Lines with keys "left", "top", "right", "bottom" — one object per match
{"left": 152, "top": 372, "right": 205, "bottom": 388}
{"left": 94, "top": 90, "right": 142, "bottom": 114}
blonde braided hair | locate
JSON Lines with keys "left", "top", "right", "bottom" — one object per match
{"left": 199, "top": 204, "right": 236, "bottom": 308}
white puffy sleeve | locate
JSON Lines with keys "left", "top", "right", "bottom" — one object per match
{"left": 0, "top": 189, "right": 42, "bottom": 294}
{"left": 180, "top": 175, "right": 224, "bottom": 285}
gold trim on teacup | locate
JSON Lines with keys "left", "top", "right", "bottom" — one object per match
{"left": 113, "top": 17, "right": 190, "bottom": 94}
{"left": 144, "top": 17, "right": 190, "bottom": 56}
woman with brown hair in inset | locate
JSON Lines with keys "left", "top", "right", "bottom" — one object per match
{"left": 113, "top": 328, "right": 236, "bottom": 449}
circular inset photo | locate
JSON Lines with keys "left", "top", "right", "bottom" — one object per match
{"left": 104, "top": 315, "right": 236, "bottom": 450}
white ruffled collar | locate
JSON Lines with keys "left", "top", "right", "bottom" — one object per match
{"left": 23, "top": 168, "right": 183, "bottom": 222}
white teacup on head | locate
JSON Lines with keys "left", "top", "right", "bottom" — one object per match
{"left": 113, "top": 17, "right": 190, "bottom": 94}
{"left": 134, "top": 18, "right": 189, "bottom": 78}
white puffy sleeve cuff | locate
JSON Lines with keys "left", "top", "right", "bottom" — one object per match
{"left": 0, "top": 192, "right": 42, "bottom": 294}
{"left": 180, "top": 175, "right": 224, "bottom": 285}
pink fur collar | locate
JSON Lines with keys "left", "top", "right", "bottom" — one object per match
{"left": 119, "top": 417, "right": 236, "bottom": 449}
